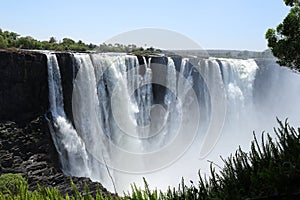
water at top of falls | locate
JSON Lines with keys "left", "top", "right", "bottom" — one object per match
{"left": 142, "top": 56, "right": 148, "bottom": 69}
{"left": 219, "top": 58, "right": 258, "bottom": 103}
{"left": 177, "top": 58, "right": 194, "bottom": 101}
{"left": 166, "top": 57, "right": 177, "bottom": 95}
{"left": 46, "top": 54, "right": 65, "bottom": 118}
{"left": 148, "top": 57, "right": 152, "bottom": 68}
{"left": 217, "top": 58, "right": 259, "bottom": 126}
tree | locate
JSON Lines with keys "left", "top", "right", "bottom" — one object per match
{"left": 2, "top": 31, "right": 19, "bottom": 40}
{"left": 0, "top": 35, "right": 8, "bottom": 48}
{"left": 49, "top": 36, "right": 57, "bottom": 43}
{"left": 62, "top": 38, "right": 75, "bottom": 45}
{"left": 88, "top": 43, "right": 97, "bottom": 49}
{"left": 266, "top": 0, "right": 300, "bottom": 71}
{"left": 17, "top": 36, "right": 42, "bottom": 49}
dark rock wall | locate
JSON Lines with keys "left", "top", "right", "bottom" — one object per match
{"left": 0, "top": 50, "right": 48, "bottom": 123}
{"left": 0, "top": 50, "right": 77, "bottom": 124}
{"left": 55, "top": 53, "right": 76, "bottom": 125}
{"left": 150, "top": 57, "right": 169, "bottom": 106}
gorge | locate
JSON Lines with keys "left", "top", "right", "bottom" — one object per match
{"left": 1, "top": 49, "right": 300, "bottom": 194}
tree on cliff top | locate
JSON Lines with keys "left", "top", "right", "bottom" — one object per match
{"left": 266, "top": 0, "right": 300, "bottom": 71}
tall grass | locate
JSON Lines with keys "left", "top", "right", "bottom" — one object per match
{"left": 1, "top": 120, "right": 300, "bottom": 199}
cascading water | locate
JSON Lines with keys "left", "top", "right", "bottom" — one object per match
{"left": 46, "top": 53, "right": 90, "bottom": 178}
{"left": 46, "top": 53, "right": 300, "bottom": 193}
{"left": 219, "top": 58, "right": 258, "bottom": 121}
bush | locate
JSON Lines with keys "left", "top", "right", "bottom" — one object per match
{"left": 0, "top": 35, "right": 7, "bottom": 48}
{"left": 0, "top": 173, "right": 26, "bottom": 194}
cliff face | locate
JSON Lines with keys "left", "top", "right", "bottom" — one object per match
{"left": 0, "top": 50, "right": 48, "bottom": 123}
{"left": 56, "top": 52, "right": 76, "bottom": 125}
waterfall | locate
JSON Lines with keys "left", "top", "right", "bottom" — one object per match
{"left": 219, "top": 58, "right": 258, "bottom": 120}
{"left": 46, "top": 53, "right": 90, "bottom": 178}
{"left": 45, "top": 53, "right": 300, "bottom": 193}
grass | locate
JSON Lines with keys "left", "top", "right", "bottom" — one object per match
{"left": 0, "top": 173, "right": 26, "bottom": 195}
{"left": 1, "top": 119, "right": 300, "bottom": 199}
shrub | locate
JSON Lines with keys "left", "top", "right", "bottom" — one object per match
{"left": 0, "top": 173, "right": 26, "bottom": 194}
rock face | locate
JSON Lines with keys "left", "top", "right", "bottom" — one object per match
{"left": 56, "top": 52, "right": 77, "bottom": 125}
{"left": 0, "top": 50, "right": 49, "bottom": 123}
{"left": 0, "top": 50, "right": 110, "bottom": 196}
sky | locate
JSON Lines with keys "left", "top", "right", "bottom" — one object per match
{"left": 0, "top": 0, "right": 290, "bottom": 51}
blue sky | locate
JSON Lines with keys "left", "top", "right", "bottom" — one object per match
{"left": 0, "top": 0, "right": 289, "bottom": 51}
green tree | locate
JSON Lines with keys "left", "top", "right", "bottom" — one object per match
{"left": 61, "top": 38, "right": 75, "bottom": 50}
{"left": 62, "top": 38, "right": 75, "bottom": 45}
{"left": 2, "top": 31, "right": 19, "bottom": 40}
{"left": 49, "top": 36, "right": 57, "bottom": 43}
{"left": 17, "top": 36, "right": 42, "bottom": 49}
{"left": 266, "top": 0, "right": 300, "bottom": 70}
{"left": 88, "top": 43, "right": 97, "bottom": 49}
{"left": 0, "top": 35, "right": 8, "bottom": 48}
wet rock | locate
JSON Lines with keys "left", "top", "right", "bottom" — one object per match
{"left": 55, "top": 53, "right": 76, "bottom": 126}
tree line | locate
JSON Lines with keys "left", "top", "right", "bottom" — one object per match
{"left": 0, "top": 29, "right": 94, "bottom": 51}
{"left": 0, "top": 28, "right": 161, "bottom": 54}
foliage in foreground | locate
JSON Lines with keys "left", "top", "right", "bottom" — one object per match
{"left": 0, "top": 176, "right": 118, "bottom": 200}
{"left": 0, "top": 174, "right": 26, "bottom": 195}
{"left": 1, "top": 120, "right": 300, "bottom": 199}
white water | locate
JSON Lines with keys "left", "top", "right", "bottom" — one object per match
{"left": 46, "top": 54, "right": 90, "bottom": 178}
{"left": 46, "top": 53, "right": 300, "bottom": 193}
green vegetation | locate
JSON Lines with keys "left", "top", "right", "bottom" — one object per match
{"left": 266, "top": 0, "right": 300, "bottom": 70}
{"left": 0, "top": 28, "right": 161, "bottom": 54}
{"left": 0, "top": 28, "right": 93, "bottom": 51}
{"left": 1, "top": 120, "right": 300, "bottom": 199}
{"left": 0, "top": 177, "right": 117, "bottom": 200}
{"left": 97, "top": 43, "right": 162, "bottom": 54}
{"left": 206, "top": 49, "right": 273, "bottom": 59}
{"left": 0, "top": 174, "right": 26, "bottom": 195}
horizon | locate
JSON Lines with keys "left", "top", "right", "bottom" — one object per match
{"left": 0, "top": 0, "right": 290, "bottom": 51}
